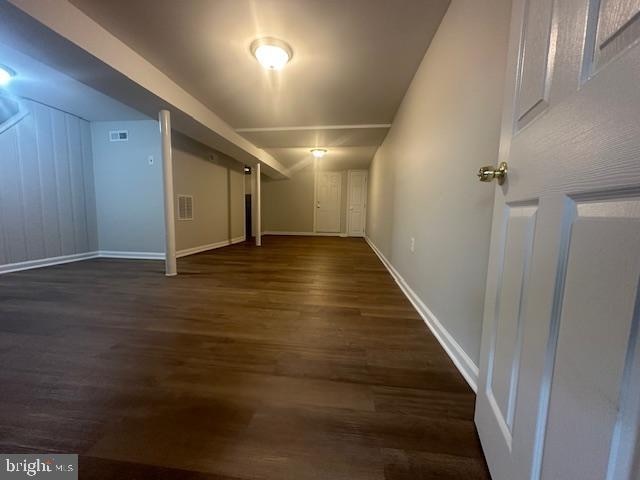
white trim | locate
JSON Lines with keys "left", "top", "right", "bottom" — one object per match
{"left": 264, "top": 231, "right": 315, "bottom": 236}
{"left": 176, "top": 236, "right": 245, "bottom": 258}
{"left": 0, "top": 251, "right": 99, "bottom": 275}
{"left": 0, "top": 250, "right": 174, "bottom": 274}
{"left": 365, "top": 236, "right": 479, "bottom": 392}
{"left": 98, "top": 251, "right": 165, "bottom": 260}
{"left": 236, "top": 124, "right": 391, "bottom": 133}
{"left": 263, "top": 231, "right": 347, "bottom": 237}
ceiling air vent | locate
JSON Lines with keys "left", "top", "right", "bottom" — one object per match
{"left": 177, "top": 195, "right": 193, "bottom": 221}
{"left": 109, "top": 130, "right": 129, "bottom": 142}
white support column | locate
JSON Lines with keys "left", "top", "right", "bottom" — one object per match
{"left": 243, "top": 168, "right": 247, "bottom": 241}
{"left": 159, "top": 110, "right": 177, "bottom": 276}
{"left": 255, "top": 163, "right": 262, "bottom": 246}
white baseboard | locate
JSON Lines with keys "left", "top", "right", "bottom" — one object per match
{"left": 0, "top": 251, "right": 100, "bottom": 275}
{"left": 98, "top": 251, "right": 165, "bottom": 260}
{"left": 365, "top": 236, "right": 479, "bottom": 392}
{"left": 263, "top": 231, "right": 348, "bottom": 237}
{"left": 0, "top": 238, "right": 249, "bottom": 274}
{"left": 176, "top": 236, "right": 246, "bottom": 258}
{"left": 262, "top": 231, "right": 315, "bottom": 236}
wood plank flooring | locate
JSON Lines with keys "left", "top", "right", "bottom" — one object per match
{"left": 0, "top": 236, "right": 489, "bottom": 479}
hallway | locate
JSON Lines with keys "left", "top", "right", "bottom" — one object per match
{"left": 0, "top": 236, "right": 488, "bottom": 479}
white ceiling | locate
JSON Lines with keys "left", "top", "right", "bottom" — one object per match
{"left": 67, "top": 0, "right": 450, "bottom": 173}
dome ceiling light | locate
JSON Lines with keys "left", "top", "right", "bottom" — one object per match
{"left": 251, "top": 37, "right": 293, "bottom": 70}
{"left": 0, "top": 65, "right": 16, "bottom": 87}
{"left": 311, "top": 148, "right": 327, "bottom": 159}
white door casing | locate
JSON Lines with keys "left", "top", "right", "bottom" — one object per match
{"left": 347, "top": 170, "right": 368, "bottom": 237}
{"left": 475, "top": 0, "right": 640, "bottom": 479}
{"left": 315, "top": 171, "right": 342, "bottom": 233}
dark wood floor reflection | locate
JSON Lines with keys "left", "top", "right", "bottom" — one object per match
{"left": 0, "top": 236, "right": 489, "bottom": 479}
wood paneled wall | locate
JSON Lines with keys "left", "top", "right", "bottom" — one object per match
{"left": 0, "top": 99, "right": 97, "bottom": 266}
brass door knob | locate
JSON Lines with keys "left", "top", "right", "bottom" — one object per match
{"left": 478, "top": 162, "right": 508, "bottom": 185}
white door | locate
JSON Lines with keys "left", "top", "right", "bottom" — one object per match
{"left": 316, "top": 171, "right": 341, "bottom": 233}
{"left": 347, "top": 170, "right": 368, "bottom": 237}
{"left": 475, "top": 1, "right": 640, "bottom": 479}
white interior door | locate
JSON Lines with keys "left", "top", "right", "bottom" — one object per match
{"left": 316, "top": 171, "right": 341, "bottom": 233}
{"left": 347, "top": 170, "right": 367, "bottom": 237}
{"left": 475, "top": 1, "right": 640, "bottom": 479}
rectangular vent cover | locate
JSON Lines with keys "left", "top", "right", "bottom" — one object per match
{"left": 177, "top": 195, "right": 193, "bottom": 221}
{"left": 109, "top": 130, "right": 129, "bottom": 142}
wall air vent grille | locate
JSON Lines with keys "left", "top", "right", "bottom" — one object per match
{"left": 177, "top": 195, "right": 194, "bottom": 221}
{"left": 109, "top": 130, "right": 129, "bottom": 142}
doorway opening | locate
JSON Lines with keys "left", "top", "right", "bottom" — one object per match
{"left": 314, "top": 171, "right": 342, "bottom": 233}
{"left": 244, "top": 166, "right": 252, "bottom": 240}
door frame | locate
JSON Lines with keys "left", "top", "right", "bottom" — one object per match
{"left": 346, "top": 169, "right": 368, "bottom": 237}
{"left": 313, "top": 169, "right": 343, "bottom": 234}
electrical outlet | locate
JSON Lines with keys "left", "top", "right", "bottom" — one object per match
{"left": 148, "top": 155, "right": 154, "bottom": 165}
{"left": 410, "top": 237, "right": 415, "bottom": 253}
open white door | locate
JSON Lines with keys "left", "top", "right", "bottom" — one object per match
{"left": 347, "top": 170, "right": 367, "bottom": 237}
{"left": 475, "top": 0, "right": 640, "bottom": 479}
{"left": 316, "top": 171, "right": 342, "bottom": 233}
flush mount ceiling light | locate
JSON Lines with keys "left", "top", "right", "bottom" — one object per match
{"left": 251, "top": 37, "right": 293, "bottom": 70}
{"left": 311, "top": 148, "right": 328, "bottom": 159}
{"left": 0, "top": 65, "right": 16, "bottom": 87}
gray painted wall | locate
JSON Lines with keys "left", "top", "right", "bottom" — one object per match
{"left": 172, "top": 132, "right": 245, "bottom": 252}
{"left": 366, "top": 0, "right": 511, "bottom": 365}
{"left": 262, "top": 167, "right": 315, "bottom": 233}
{"left": 91, "top": 120, "right": 164, "bottom": 253}
{"left": 262, "top": 165, "right": 350, "bottom": 234}
{"left": 0, "top": 101, "right": 246, "bottom": 265}
{"left": 0, "top": 99, "right": 97, "bottom": 266}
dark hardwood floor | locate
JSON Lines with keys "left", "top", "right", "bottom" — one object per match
{"left": 0, "top": 236, "right": 489, "bottom": 479}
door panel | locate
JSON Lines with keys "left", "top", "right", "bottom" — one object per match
{"left": 348, "top": 171, "right": 367, "bottom": 237}
{"left": 541, "top": 195, "right": 640, "bottom": 480}
{"left": 515, "top": 0, "right": 555, "bottom": 129}
{"left": 476, "top": 0, "right": 640, "bottom": 478}
{"left": 487, "top": 204, "right": 537, "bottom": 442}
{"left": 593, "top": 0, "right": 640, "bottom": 68}
{"left": 316, "top": 172, "right": 341, "bottom": 233}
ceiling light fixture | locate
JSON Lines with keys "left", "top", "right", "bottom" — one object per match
{"left": 251, "top": 37, "right": 293, "bottom": 70}
{"left": 311, "top": 148, "right": 327, "bottom": 159}
{"left": 0, "top": 65, "right": 16, "bottom": 87}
